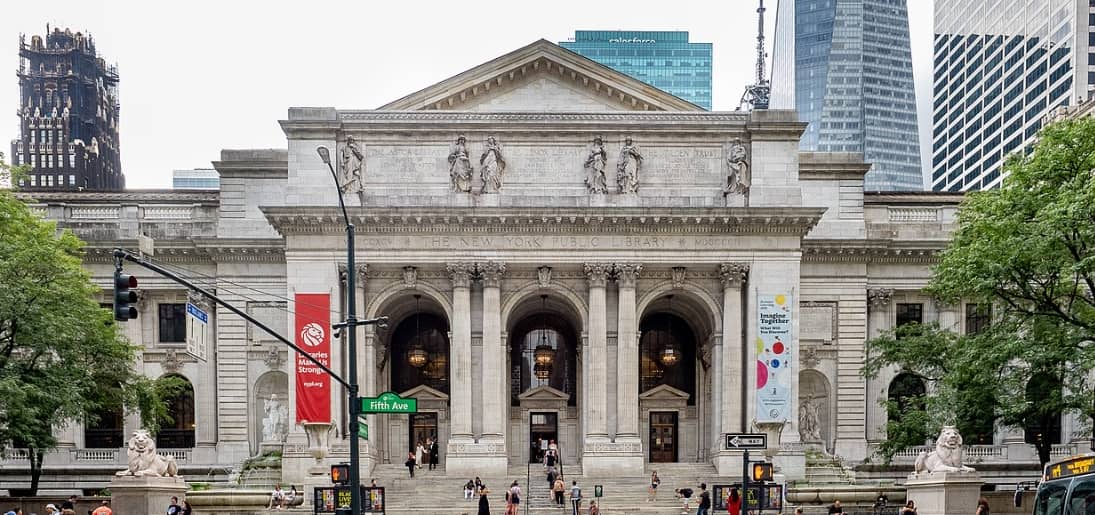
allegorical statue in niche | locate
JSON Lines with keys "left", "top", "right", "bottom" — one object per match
{"left": 724, "top": 138, "right": 751, "bottom": 196}
{"left": 798, "top": 395, "right": 823, "bottom": 442}
{"left": 339, "top": 136, "right": 364, "bottom": 194}
{"left": 584, "top": 136, "right": 608, "bottom": 194}
{"left": 617, "top": 137, "right": 642, "bottom": 194}
{"left": 479, "top": 136, "right": 506, "bottom": 193}
{"left": 262, "top": 394, "right": 288, "bottom": 442}
{"left": 448, "top": 135, "right": 473, "bottom": 193}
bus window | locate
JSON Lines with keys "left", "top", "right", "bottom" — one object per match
{"left": 1034, "top": 481, "right": 1067, "bottom": 515}
{"left": 1069, "top": 477, "right": 1095, "bottom": 515}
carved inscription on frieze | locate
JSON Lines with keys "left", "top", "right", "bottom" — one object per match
{"left": 358, "top": 234, "right": 744, "bottom": 251}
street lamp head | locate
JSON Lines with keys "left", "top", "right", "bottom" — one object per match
{"left": 316, "top": 146, "right": 332, "bottom": 165}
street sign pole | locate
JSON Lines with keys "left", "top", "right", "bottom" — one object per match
{"left": 742, "top": 448, "right": 749, "bottom": 512}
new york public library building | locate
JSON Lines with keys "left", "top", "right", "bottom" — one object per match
{"left": 4, "top": 40, "right": 1064, "bottom": 493}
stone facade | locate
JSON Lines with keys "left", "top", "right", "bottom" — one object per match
{"left": 0, "top": 40, "right": 1069, "bottom": 493}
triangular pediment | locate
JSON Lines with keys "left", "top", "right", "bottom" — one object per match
{"left": 380, "top": 39, "right": 702, "bottom": 112}
{"left": 400, "top": 385, "right": 449, "bottom": 401}
{"left": 518, "top": 385, "right": 570, "bottom": 401}
{"left": 639, "top": 384, "right": 690, "bottom": 400}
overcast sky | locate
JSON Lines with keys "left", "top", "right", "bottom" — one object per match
{"left": 1, "top": 0, "right": 934, "bottom": 189}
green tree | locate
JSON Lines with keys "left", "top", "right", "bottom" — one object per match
{"left": 864, "top": 117, "right": 1095, "bottom": 466}
{"left": 0, "top": 152, "right": 180, "bottom": 494}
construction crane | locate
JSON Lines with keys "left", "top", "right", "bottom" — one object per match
{"left": 739, "top": 0, "right": 771, "bottom": 110}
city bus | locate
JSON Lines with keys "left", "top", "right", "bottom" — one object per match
{"left": 1025, "top": 453, "right": 1095, "bottom": 514}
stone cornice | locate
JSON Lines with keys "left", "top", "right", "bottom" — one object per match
{"left": 82, "top": 239, "right": 285, "bottom": 264}
{"left": 799, "top": 152, "right": 871, "bottom": 180}
{"left": 16, "top": 190, "right": 219, "bottom": 204}
{"left": 802, "top": 238, "right": 946, "bottom": 264}
{"left": 863, "top": 192, "right": 965, "bottom": 206}
{"left": 262, "top": 206, "right": 825, "bottom": 237}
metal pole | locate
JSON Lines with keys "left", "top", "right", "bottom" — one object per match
{"left": 742, "top": 449, "right": 749, "bottom": 515}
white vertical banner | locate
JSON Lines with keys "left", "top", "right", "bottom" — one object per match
{"left": 185, "top": 301, "right": 209, "bottom": 361}
{"left": 755, "top": 293, "right": 793, "bottom": 422}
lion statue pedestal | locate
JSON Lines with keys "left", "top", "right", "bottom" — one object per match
{"left": 904, "top": 426, "right": 984, "bottom": 515}
{"left": 108, "top": 430, "right": 188, "bottom": 515}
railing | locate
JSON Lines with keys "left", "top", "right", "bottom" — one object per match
{"left": 966, "top": 445, "right": 1005, "bottom": 459}
{"left": 888, "top": 207, "right": 941, "bottom": 223}
{"left": 158, "top": 449, "right": 191, "bottom": 463}
{"left": 1051, "top": 443, "right": 1078, "bottom": 457}
{"left": 892, "top": 445, "right": 930, "bottom": 459}
{"left": 73, "top": 449, "right": 119, "bottom": 462}
{"left": 1, "top": 448, "right": 30, "bottom": 461}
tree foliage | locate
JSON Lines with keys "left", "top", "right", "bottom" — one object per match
{"left": 0, "top": 152, "right": 177, "bottom": 494}
{"left": 864, "top": 118, "right": 1095, "bottom": 465}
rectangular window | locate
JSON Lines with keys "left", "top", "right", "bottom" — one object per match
{"left": 30, "top": 175, "right": 37, "bottom": 186}
{"left": 896, "top": 303, "right": 923, "bottom": 327}
{"left": 69, "top": 175, "right": 75, "bottom": 185}
{"left": 158, "top": 303, "right": 187, "bottom": 343}
{"left": 965, "top": 304, "right": 992, "bottom": 335}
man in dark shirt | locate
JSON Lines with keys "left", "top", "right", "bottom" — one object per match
{"left": 697, "top": 483, "right": 711, "bottom": 515}
{"left": 829, "top": 500, "right": 846, "bottom": 514}
{"left": 677, "top": 487, "right": 694, "bottom": 512}
{"left": 60, "top": 495, "right": 77, "bottom": 514}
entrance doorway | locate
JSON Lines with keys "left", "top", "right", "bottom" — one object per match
{"left": 649, "top": 412, "right": 678, "bottom": 463}
{"left": 529, "top": 412, "right": 558, "bottom": 463}
{"left": 408, "top": 412, "right": 438, "bottom": 452}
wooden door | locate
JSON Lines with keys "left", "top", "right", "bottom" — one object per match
{"left": 408, "top": 412, "right": 437, "bottom": 452}
{"left": 649, "top": 411, "right": 678, "bottom": 463}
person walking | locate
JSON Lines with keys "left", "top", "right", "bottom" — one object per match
{"left": 507, "top": 481, "right": 522, "bottom": 515}
{"left": 405, "top": 451, "right": 417, "bottom": 477}
{"left": 91, "top": 501, "right": 112, "bottom": 515}
{"left": 415, "top": 440, "right": 425, "bottom": 470}
{"left": 726, "top": 488, "right": 742, "bottom": 515}
{"left": 465, "top": 479, "right": 476, "bottom": 500}
{"left": 697, "top": 483, "right": 711, "bottom": 515}
{"left": 588, "top": 500, "right": 600, "bottom": 515}
{"left": 429, "top": 437, "right": 440, "bottom": 470}
{"left": 181, "top": 500, "right": 193, "bottom": 515}
{"left": 976, "top": 497, "right": 990, "bottom": 515}
{"left": 478, "top": 484, "right": 491, "bottom": 515}
{"left": 167, "top": 496, "right": 182, "bottom": 515}
{"left": 553, "top": 475, "right": 566, "bottom": 507}
{"left": 648, "top": 471, "right": 661, "bottom": 502}
{"left": 570, "top": 480, "right": 583, "bottom": 515}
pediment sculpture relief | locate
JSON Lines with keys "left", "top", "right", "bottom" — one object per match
{"left": 448, "top": 135, "right": 473, "bottom": 192}
{"left": 617, "top": 137, "right": 642, "bottom": 194}
{"left": 724, "top": 138, "right": 751, "bottom": 196}
{"left": 584, "top": 136, "right": 609, "bottom": 194}
{"left": 479, "top": 136, "right": 506, "bottom": 193}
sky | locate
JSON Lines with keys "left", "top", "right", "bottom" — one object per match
{"left": 0, "top": 0, "right": 934, "bottom": 189}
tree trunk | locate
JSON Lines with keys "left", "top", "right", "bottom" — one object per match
{"left": 29, "top": 447, "right": 43, "bottom": 496}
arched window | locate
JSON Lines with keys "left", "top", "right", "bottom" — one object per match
{"left": 1025, "top": 374, "right": 1062, "bottom": 446}
{"left": 638, "top": 313, "right": 697, "bottom": 405}
{"left": 390, "top": 313, "right": 450, "bottom": 394}
{"left": 157, "top": 375, "right": 195, "bottom": 449}
{"left": 509, "top": 313, "right": 578, "bottom": 406}
{"left": 887, "top": 372, "right": 927, "bottom": 421}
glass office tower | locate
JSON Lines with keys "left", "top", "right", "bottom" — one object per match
{"left": 931, "top": 0, "right": 1092, "bottom": 191}
{"left": 560, "top": 31, "right": 713, "bottom": 110}
{"left": 770, "top": 0, "right": 922, "bottom": 191}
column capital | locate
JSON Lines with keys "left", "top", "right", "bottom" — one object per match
{"left": 615, "top": 263, "right": 643, "bottom": 288}
{"left": 867, "top": 288, "right": 894, "bottom": 309}
{"left": 447, "top": 262, "right": 475, "bottom": 288}
{"left": 718, "top": 262, "right": 750, "bottom": 289}
{"left": 355, "top": 264, "right": 369, "bottom": 283}
{"left": 337, "top": 263, "right": 349, "bottom": 286}
{"left": 584, "top": 263, "right": 612, "bottom": 287}
{"left": 478, "top": 261, "right": 506, "bottom": 288}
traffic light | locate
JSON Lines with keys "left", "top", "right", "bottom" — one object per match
{"left": 114, "top": 270, "right": 138, "bottom": 321}
{"left": 751, "top": 462, "right": 773, "bottom": 482}
{"left": 330, "top": 463, "right": 351, "bottom": 485}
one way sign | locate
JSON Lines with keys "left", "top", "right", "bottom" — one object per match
{"left": 724, "top": 433, "right": 767, "bottom": 449}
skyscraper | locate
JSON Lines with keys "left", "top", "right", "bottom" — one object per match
{"left": 560, "top": 31, "right": 713, "bottom": 109}
{"left": 931, "top": 1, "right": 1092, "bottom": 192}
{"left": 10, "top": 27, "right": 123, "bottom": 191}
{"left": 770, "top": 0, "right": 922, "bottom": 191}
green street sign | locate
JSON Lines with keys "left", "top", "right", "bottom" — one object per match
{"left": 359, "top": 391, "right": 418, "bottom": 414}
{"left": 357, "top": 423, "right": 368, "bottom": 440}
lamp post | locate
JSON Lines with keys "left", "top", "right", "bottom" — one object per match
{"left": 317, "top": 145, "right": 373, "bottom": 515}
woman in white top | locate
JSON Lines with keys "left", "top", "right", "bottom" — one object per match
{"left": 415, "top": 441, "right": 425, "bottom": 469}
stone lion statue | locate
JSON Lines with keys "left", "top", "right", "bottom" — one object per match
{"left": 115, "top": 430, "right": 179, "bottom": 478}
{"left": 913, "top": 425, "right": 975, "bottom": 474}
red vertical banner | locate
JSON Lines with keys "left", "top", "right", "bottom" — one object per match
{"left": 295, "top": 293, "right": 331, "bottom": 424}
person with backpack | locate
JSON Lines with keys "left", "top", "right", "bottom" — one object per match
{"left": 570, "top": 480, "right": 583, "bottom": 515}
{"left": 553, "top": 474, "right": 567, "bottom": 506}
{"left": 676, "top": 486, "right": 694, "bottom": 514}
{"left": 697, "top": 483, "right": 711, "bottom": 515}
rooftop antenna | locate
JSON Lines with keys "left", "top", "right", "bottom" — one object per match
{"left": 739, "top": 0, "right": 771, "bottom": 110}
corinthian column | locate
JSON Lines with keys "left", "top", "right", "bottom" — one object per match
{"left": 615, "top": 263, "right": 642, "bottom": 441}
{"left": 864, "top": 288, "right": 894, "bottom": 445}
{"left": 478, "top": 261, "right": 506, "bottom": 443}
{"left": 584, "top": 263, "right": 611, "bottom": 441}
{"left": 448, "top": 263, "right": 475, "bottom": 442}
{"left": 719, "top": 263, "right": 749, "bottom": 435}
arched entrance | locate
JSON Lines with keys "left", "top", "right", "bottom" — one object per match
{"left": 158, "top": 374, "right": 195, "bottom": 449}
{"left": 380, "top": 293, "right": 451, "bottom": 461}
{"left": 507, "top": 293, "right": 582, "bottom": 466}
{"left": 887, "top": 372, "right": 927, "bottom": 444}
{"left": 638, "top": 293, "right": 710, "bottom": 464}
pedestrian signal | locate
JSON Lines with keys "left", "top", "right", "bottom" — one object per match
{"left": 752, "top": 462, "right": 774, "bottom": 482}
{"left": 330, "top": 463, "right": 351, "bottom": 485}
